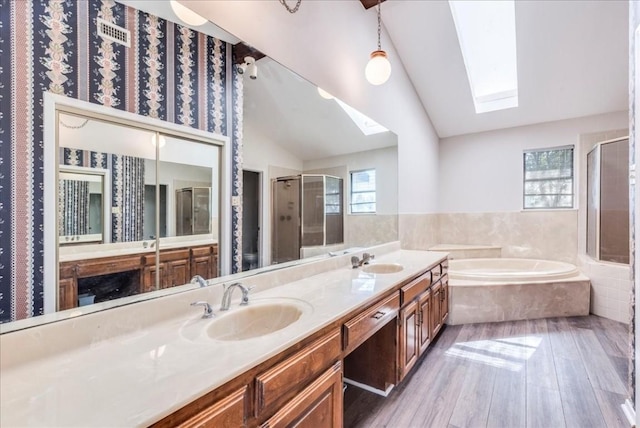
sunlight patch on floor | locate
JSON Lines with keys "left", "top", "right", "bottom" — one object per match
{"left": 444, "top": 335, "right": 543, "bottom": 371}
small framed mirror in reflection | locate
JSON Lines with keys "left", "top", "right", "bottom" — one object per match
{"left": 58, "top": 166, "right": 110, "bottom": 245}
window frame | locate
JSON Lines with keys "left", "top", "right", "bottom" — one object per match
{"left": 349, "top": 168, "right": 377, "bottom": 214}
{"left": 522, "top": 145, "right": 575, "bottom": 210}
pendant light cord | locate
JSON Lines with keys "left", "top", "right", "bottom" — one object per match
{"left": 377, "top": 0, "right": 382, "bottom": 50}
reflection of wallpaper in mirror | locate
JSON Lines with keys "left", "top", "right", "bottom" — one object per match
{"left": 1, "top": 0, "right": 242, "bottom": 323}
{"left": 61, "top": 148, "right": 145, "bottom": 242}
{"left": 58, "top": 179, "right": 90, "bottom": 236}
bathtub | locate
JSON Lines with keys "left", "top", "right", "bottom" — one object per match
{"left": 447, "top": 258, "right": 590, "bottom": 325}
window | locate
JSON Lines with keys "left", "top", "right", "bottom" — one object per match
{"left": 523, "top": 146, "right": 574, "bottom": 209}
{"left": 448, "top": 0, "right": 518, "bottom": 114}
{"left": 350, "top": 169, "right": 376, "bottom": 214}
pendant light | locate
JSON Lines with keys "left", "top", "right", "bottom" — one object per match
{"left": 170, "top": 0, "right": 207, "bottom": 26}
{"left": 365, "top": 0, "right": 391, "bottom": 85}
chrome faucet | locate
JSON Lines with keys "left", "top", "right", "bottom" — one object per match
{"left": 220, "top": 282, "right": 252, "bottom": 311}
{"left": 190, "top": 275, "right": 208, "bottom": 288}
{"left": 191, "top": 301, "right": 214, "bottom": 318}
{"left": 351, "top": 253, "right": 375, "bottom": 268}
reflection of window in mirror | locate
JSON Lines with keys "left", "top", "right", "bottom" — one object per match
{"left": 350, "top": 169, "right": 377, "bottom": 214}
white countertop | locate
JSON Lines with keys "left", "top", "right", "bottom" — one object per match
{"left": 59, "top": 236, "right": 218, "bottom": 262}
{"left": 0, "top": 249, "right": 447, "bottom": 427}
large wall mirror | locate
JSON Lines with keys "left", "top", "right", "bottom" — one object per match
{"left": 241, "top": 56, "right": 398, "bottom": 271}
{"left": 1, "top": 1, "right": 398, "bottom": 331}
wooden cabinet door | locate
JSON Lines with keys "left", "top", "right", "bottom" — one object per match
{"left": 142, "top": 264, "right": 166, "bottom": 292}
{"left": 398, "top": 300, "right": 419, "bottom": 382}
{"left": 418, "top": 289, "right": 432, "bottom": 355}
{"left": 169, "top": 386, "right": 248, "bottom": 428}
{"left": 261, "top": 362, "right": 343, "bottom": 428}
{"left": 191, "top": 254, "right": 212, "bottom": 279}
{"left": 58, "top": 277, "right": 77, "bottom": 311}
{"left": 167, "top": 259, "right": 189, "bottom": 288}
{"left": 440, "top": 277, "right": 449, "bottom": 324}
{"left": 430, "top": 282, "right": 442, "bottom": 338}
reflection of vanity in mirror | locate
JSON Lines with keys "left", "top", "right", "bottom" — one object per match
{"left": 55, "top": 110, "right": 221, "bottom": 311}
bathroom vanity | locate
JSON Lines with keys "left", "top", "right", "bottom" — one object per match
{"left": 0, "top": 246, "right": 448, "bottom": 427}
{"left": 152, "top": 252, "right": 449, "bottom": 427}
{"left": 58, "top": 243, "right": 219, "bottom": 310}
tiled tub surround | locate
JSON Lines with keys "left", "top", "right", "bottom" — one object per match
{"left": 578, "top": 254, "right": 632, "bottom": 324}
{"left": 400, "top": 210, "right": 578, "bottom": 264}
{"left": 0, "top": 244, "right": 448, "bottom": 426}
{"left": 429, "top": 244, "right": 502, "bottom": 260}
{"left": 448, "top": 258, "right": 590, "bottom": 325}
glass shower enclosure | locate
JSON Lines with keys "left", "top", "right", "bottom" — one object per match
{"left": 586, "top": 137, "right": 630, "bottom": 264}
{"left": 272, "top": 174, "right": 344, "bottom": 264}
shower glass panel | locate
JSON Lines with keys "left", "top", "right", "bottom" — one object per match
{"left": 586, "top": 149, "right": 599, "bottom": 259}
{"left": 600, "top": 139, "right": 629, "bottom": 263}
{"left": 272, "top": 174, "right": 344, "bottom": 264}
{"left": 586, "top": 137, "right": 629, "bottom": 264}
{"left": 302, "top": 175, "right": 325, "bottom": 247}
{"left": 272, "top": 177, "right": 301, "bottom": 264}
{"left": 325, "top": 176, "right": 344, "bottom": 245}
{"left": 175, "top": 187, "right": 212, "bottom": 236}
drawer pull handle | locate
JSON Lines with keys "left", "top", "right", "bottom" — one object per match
{"left": 372, "top": 311, "right": 386, "bottom": 320}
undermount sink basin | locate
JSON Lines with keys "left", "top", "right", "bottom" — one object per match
{"left": 362, "top": 263, "right": 404, "bottom": 274}
{"left": 179, "top": 298, "right": 312, "bottom": 342}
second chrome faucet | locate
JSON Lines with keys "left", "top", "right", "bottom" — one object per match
{"left": 220, "top": 282, "right": 252, "bottom": 311}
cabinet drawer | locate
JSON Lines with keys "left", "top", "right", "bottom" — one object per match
{"left": 255, "top": 329, "right": 341, "bottom": 417}
{"left": 431, "top": 263, "right": 442, "bottom": 278}
{"left": 177, "top": 386, "right": 248, "bottom": 428}
{"left": 74, "top": 256, "right": 142, "bottom": 277}
{"left": 261, "top": 361, "right": 342, "bottom": 428}
{"left": 400, "top": 273, "right": 431, "bottom": 305}
{"left": 191, "top": 245, "right": 214, "bottom": 258}
{"left": 343, "top": 292, "right": 400, "bottom": 354}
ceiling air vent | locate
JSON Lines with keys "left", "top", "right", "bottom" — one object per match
{"left": 97, "top": 18, "right": 130, "bottom": 47}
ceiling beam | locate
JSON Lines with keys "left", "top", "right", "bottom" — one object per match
{"left": 360, "top": 0, "right": 387, "bottom": 10}
{"left": 232, "top": 42, "right": 266, "bottom": 65}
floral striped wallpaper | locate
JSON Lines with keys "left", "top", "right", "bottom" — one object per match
{"left": 0, "top": 0, "right": 242, "bottom": 323}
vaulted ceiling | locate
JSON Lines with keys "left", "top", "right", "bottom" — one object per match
{"left": 118, "top": 0, "right": 629, "bottom": 143}
{"left": 381, "top": 0, "right": 628, "bottom": 137}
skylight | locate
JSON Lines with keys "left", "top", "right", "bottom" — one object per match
{"left": 335, "top": 99, "right": 389, "bottom": 136}
{"left": 449, "top": 0, "right": 518, "bottom": 114}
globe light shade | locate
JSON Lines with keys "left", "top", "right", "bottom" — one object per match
{"left": 170, "top": 0, "right": 207, "bottom": 26}
{"left": 151, "top": 134, "right": 166, "bottom": 148}
{"left": 317, "top": 87, "right": 334, "bottom": 100}
{"left": 365, "top": 50, "right": 391, "bottom": 85}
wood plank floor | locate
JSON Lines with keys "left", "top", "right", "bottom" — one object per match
{"left": 343, "top": 315, "right": 629, "bottom": 428}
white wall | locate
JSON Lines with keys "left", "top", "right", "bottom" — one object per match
{"left": 243, "top": 128, "right": 304, "bottom": 267}
{"left": 303, "top": 146, "right": 398, "bottom": 215}
{"left": 439, "top": 111, "right": 629, "bottom": 213}
{"left": 184, "top": 0, "right": 440, "bottom": 215}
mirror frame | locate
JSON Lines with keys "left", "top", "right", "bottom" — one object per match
{"left": 43, "top": 92, "right": 231, "bottom": 316}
